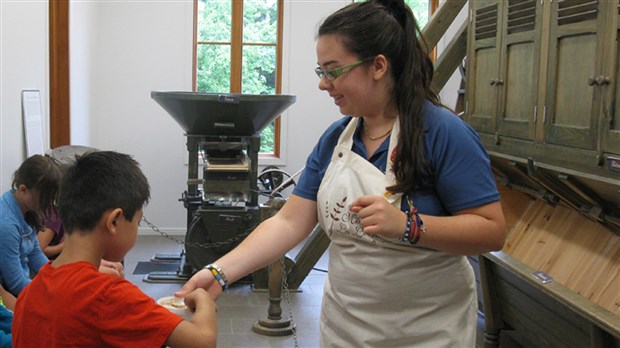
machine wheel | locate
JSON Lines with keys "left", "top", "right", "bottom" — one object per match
{"left": 257, "top": 166, "right": 295, "bottom": 197}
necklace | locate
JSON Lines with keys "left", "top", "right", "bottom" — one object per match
{"left": 363, "top": 120, "right": 392, "bottom": 141}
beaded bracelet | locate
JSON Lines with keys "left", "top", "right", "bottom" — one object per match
{"left": 204, "top": 263, "right": 228, "bottom": 290}
{"left": 401, "top": 197, "right": 425, "bottom": 245}
{"left": 400, "top": 210, "right": 413, "bottom": 243}
{"left": 409, "top": 211, "right": 425, "bottom": 245}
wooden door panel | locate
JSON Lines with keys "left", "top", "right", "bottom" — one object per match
{"left": 545, "top": 1, "right": 602, "bottom": 150}
{"left": 602, "top": 8, "right": 620, "bottom": 155}
{"left": 466, "top": 1, "right": 501, "bottom": 134}
{"left": 500, "top": 42, "right": 536, "bottom": 138}
{"left": 470, "top": 46, "right": 500, "bottom": 132}
{"left": 498, "top": 0, "right": 540, "bottom": 141}
{"left": 553, "top": 34, "right": 595, "bottom": 129}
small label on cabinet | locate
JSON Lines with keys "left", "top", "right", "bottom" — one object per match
{"left": 608, "top": 156, "right": 620, "bottom": 173}
{"left": 532, "top": 271, "right": 553, "bottom": 284}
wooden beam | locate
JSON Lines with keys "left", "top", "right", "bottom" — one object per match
{"left": 49, "top": 0, "right": 71, "bottom": 147}
{"left": 421, "top": 0, "right": 466, "bottom": 51}
{"left": 431, "top": 21, "right": 467, "bottom": 92}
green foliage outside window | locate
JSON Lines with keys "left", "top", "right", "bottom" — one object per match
{"left": 196, "top": 0, "right": 429, "bottom": 153}
{"left": 196, "top": 0, "right": 278, "bottom": 153}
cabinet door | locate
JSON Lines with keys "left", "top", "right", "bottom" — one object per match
{"left": 497, "top": 0, "right": 542, "bottom": 141}
{"left": 602, "top": 3, "right": 620, "bottom": 155}
{"left": 466, "top": 0, "right": 503, "bottom": 134}
{"left": 544, "top": 0, "right": 605, "bottom": 150}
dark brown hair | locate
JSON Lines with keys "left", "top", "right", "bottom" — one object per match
{"left": 58, "top": 151, "right": 150, "bottom": 233}
{"left": 12, "top": 154, "right": 62, "bottom": 229}
{"left": 318, "top": 0, "right": 438, "bottom": 193}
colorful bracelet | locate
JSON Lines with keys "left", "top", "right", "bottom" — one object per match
{"left": 408, "top": 212, "right": 425, "bottom": 245}
{"left": 204, "top": 263, "right": 229, "bottom": 290}
{"left": 401, "top": 196, "right": 425, "bottom": 245}
{"left": 400, "top": 210, "right": 412, "bottom": 243}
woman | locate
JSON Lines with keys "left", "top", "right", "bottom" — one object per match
{"left": 0, "top": 155, "right": 61, "bottom": 297}
{"left": 177, "top": 1, "right": 506, "bottom": 346}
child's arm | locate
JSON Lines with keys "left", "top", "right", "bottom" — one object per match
{"left": 165, "top": 288, "right": 217, "bottom": 348}
{"left": 0, "top": 284, "right": 16, "bottom": 311}
{"left": 37, "top": 228, "right": 64, "bottom": 258}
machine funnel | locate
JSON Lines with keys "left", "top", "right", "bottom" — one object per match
{"left": 151, "top": 91, "right": 296, "bottom": 136}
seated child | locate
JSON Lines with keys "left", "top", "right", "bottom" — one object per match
{"left": 0, "top": 154, "right": 61, "bottom": 297}
{"left": 13, "top": 151, "right": 217, "bottom": 347}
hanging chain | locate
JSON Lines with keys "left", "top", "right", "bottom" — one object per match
{"left": 141, "top": 215, "right": 251, "bottom": 249}
{"left": 280, "top": 256, "right": 299, "bottom": 348}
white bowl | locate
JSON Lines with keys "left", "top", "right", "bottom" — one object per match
{"left": 157, "top": 296, "right": 192, "bottom": 319}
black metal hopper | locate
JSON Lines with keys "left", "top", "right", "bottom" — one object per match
{"left": 151, "top": 91, "right": 296, "bottom": 136}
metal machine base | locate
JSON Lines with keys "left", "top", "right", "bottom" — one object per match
{"left": 143, "top": 252, "right": 192, "bottom": 283}
{"left": 142, "top": 271, "right": 190, "bottom": 283}
{"left": 150, "top": 253, "right": 182, "bottom": 262}
{"left": 252, "top": 319, "right": 295, "bottom": 337}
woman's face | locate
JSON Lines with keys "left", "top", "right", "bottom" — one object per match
{"left": 316, "top": 34, "right": 380, "bottom": 118}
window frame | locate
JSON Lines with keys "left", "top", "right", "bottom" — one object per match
{"left": 192, "top": 0, "right": 284, "bottom": 158}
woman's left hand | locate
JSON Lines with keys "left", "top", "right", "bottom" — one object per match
{"left": 349, "top": 195, "right": 407, "bottom": 239}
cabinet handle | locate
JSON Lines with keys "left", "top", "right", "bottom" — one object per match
{"left": 595, "top": 76, "right": 610, "bottom": 86}
{"left": 587, "top": 77, "right": 596, "bottom": 86}
{"left": 496, "top": 79, "right": 504, "bottom": 86}
{"left": 490, "top": 79, "right": 496, "bottom": 86}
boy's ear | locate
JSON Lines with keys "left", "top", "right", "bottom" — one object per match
{"left": 104, "top": 208, "right": 124, "bottom": 235}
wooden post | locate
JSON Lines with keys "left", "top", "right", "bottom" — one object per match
{"left": 252, "top": 197, "right": 295, "bottom": 336}
{"left": 252, "top": 258, "right": 295, "bottom": 336}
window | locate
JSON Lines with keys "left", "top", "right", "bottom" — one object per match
{"left": 193, "top": 0, "right": 283, "bottom": 156}
{"left": 352, "top": 0, "right": 434, "bottom": 28}
{"left": 405, "top": 0, "right": 432, "bottom": 28}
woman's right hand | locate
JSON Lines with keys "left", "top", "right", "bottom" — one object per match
{"left": 175, "top": 269, "right": 223, "bottom": 299}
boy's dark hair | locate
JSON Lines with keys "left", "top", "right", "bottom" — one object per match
{"left": 58, "top": 151, "right": 150, "bottom": 233}
{"left": 12, "top": 154, "right": 62, "bottom": 229}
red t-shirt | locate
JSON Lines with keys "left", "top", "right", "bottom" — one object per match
{"left": 13, "top": 261, "right": 183, "bottom": 347}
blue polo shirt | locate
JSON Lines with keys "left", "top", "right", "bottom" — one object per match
{"left": 0, "top": 190, "right": 48, "bottom": 296}
{"left": 292, "top": 101, "right": 499, "bottom": 216}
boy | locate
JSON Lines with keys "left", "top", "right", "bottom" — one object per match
{"left": 13, "top": 151, "right": 217, "bottom": 347}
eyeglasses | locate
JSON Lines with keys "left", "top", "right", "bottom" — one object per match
{"left": 315, "top": 57, "right": 374, "bottom": 81}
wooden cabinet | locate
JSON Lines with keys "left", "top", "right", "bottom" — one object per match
{"left": 602, "top": 5, "right": 620, "bottom": 155}
{"left": 467, "top": 0, "right": 542, "bottom": 141}
{"left": 465, "top": 0, "right": 620, "bottom": 179}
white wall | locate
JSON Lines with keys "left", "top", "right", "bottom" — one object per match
{"left": 68, "top": 0, "right": 349, "bottom": 235}
{"left": 1, "top": 0, "right": 463, "bottom": 236}
{"left": 0, "top": 0, "right": 49, "bottom": 190}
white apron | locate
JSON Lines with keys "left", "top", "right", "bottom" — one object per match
{"left": 317, "top": 118, "right": 477, "bottom": 347}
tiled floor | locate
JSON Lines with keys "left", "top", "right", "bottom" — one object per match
{"left": 126, "top": 235, "right": 489, "bottom": 348}
{"left": 125, "top": 235, "right": 327, "bottom": 348}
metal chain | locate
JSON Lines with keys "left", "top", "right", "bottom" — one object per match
{"left": 141, "top": 215, "right": 250, "bottom": 249}
{"left": 280, "top": 256, "right": 299, "bottom": 348}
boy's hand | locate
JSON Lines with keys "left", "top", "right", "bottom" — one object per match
{"left": 175, "top": 269, "right": 223, "bottom": 299}
{"left": 167, "top": 289, "right": 218, "bottom": 347}
{"left": 183, "top": 288, "right": 216, "bottom": 313}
